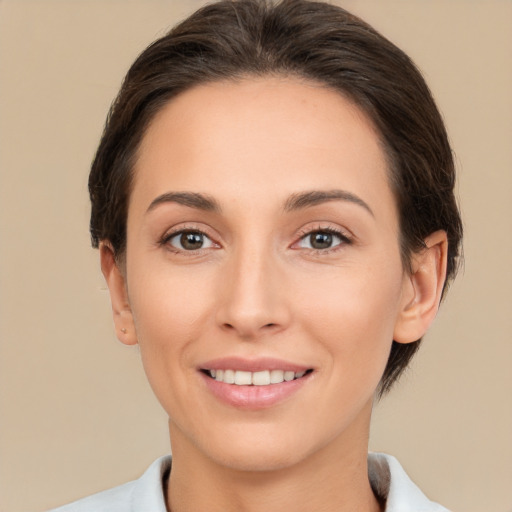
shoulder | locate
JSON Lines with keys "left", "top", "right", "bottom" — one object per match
{"left": 48, "top": 480, "right": 136, "bottom": 512}
{"left": 368, "top": 453, "right": 450, "bottom": 512}
{"left": 47, "top": 456, "right": 172, "bottom": 512}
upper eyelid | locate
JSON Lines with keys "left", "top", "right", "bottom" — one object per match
{"left": 298, "top": 226, "right": 348, "bottom": 237}
{"left": 161, "top": 223, "right": 217, "bottom": 241}
{"left": 295, "top": 223, "right": 354, "bottom": 241}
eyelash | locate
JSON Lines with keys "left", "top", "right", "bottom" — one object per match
{"left": 294, "top": 226, "right": 353, "bottom": 254}
{"left": 159, "top": 225, "right": 218, "bottom": 254}
{"left": 159, "top": 225, "right": 353, "bottom": 255}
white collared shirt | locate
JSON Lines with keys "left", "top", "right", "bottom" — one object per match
{"left": 49, "top": 453, "right": 450, "bottom": 511}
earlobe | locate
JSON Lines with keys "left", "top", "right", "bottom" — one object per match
{"left": 99, "top": 242, "right": 138, "bottom": 346}
{"left": 393, "top": 230, "right": 448, "bottom": 344}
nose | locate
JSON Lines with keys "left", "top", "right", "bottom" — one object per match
{"left": 215, "top": 245, "right": 291, "bottom": 340}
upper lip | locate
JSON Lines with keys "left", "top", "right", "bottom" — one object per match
{"left": 198, "top": 357, "right": 311, "bottom": 373}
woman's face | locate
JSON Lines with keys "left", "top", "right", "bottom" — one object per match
{"left": 112, "top": 77, "right": 417, "bottom": 471}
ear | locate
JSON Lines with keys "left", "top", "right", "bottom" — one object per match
{"left": 393, "top": 230, "right": 448, "bottom": 344}
{"left": 100, "top": 242, "right": 137, "bottom": 345}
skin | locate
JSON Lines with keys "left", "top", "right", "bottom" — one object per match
{"left": 101, "top": 77, "right": 447, "bottom": 512}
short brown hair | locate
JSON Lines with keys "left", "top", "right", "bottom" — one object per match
{"left": 89, "top": 0, "right": 463, "bottom": 395}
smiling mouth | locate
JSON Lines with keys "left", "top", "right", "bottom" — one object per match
{"left": 202, "top": 369, "right": 314, "bottom": 386}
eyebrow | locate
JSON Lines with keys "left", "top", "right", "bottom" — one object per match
{"left": 146, "top": 189, "right": 373, "bottom": 217}
{"left": 146, "top": 192, "right": 221, "bottom": 214}
{"left": 283, "top": 189, "right": 374, "bottom": 216}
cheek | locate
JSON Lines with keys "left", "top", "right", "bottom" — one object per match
{"left": 297, "top": 261, "right": 404, "bottom": 378}
{"left": 126, "top": 264, "right": 216, "bottom": 396}
{"left": 129, "top": 261, "right": 214, "bottom": 337}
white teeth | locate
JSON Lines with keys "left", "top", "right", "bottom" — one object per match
{"left": 252, "top": 370, "right": 270, "bottom": 386}
{"left": 207, "top": 368, "right": 309, "bottom": 386}
{"left": 284, "top": 371, "right": 295, "bottom": 382}
{"left": 223, "top": 369, "right": 235, "bottom": 384}
{"left": 269, "top": 369, "right": 284, "bottom": 384}
{"left": 234, "top": 370, "right": 252, "bottom": 385}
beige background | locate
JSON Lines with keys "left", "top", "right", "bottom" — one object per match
{"left": 0, "top": 1, "right": 511, "bottom": 511}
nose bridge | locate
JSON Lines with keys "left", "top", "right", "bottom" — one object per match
{"left": 216, "top": 237, "right": 288, "bottom": 338}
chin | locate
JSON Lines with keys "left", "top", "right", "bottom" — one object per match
{"left": 171, "top": 416, "right": 313, "bottom": 473}
{"left": 209, "top": 441, "right": 307, "bottom": 473}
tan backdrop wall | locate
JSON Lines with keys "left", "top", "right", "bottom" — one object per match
{"left": 1, "top": 1, "right": 511, "bottom": 511}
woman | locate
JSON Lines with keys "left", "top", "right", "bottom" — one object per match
{"left": 51, "top": 0, "right": 462, "bottom": 510}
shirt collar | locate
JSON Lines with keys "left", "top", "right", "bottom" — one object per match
{"left": 132, "top": 453, "right": 449, "bottom": 512}
{"left": 368, "top": 453, "right": 449, "bottom": 511}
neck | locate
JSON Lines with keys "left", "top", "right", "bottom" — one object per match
{"left": 166, "top": 404, "right": 382, "bottom": 512}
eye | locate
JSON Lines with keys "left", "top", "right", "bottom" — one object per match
{"left": 297, "top": 229, "right": 349, "bottom": 250}
{"left": 166, "top": 230, "right": 215, "bottom": 251}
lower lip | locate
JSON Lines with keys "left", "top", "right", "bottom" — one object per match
{"left": 200, "top": 372, "right": 311, "bottom": 410}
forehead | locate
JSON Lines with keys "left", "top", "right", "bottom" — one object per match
{"left": 132, "top": 76, "right": 394, "bottom": 217}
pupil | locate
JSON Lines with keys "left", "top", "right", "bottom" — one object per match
{"left": 311, "top": 232, "right": 332, "bottom": 249}
{"left": 181, "top": 232, "right": 203, "bottom": 250}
